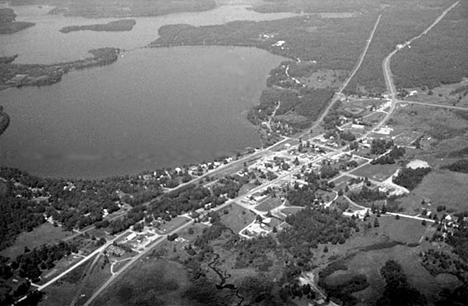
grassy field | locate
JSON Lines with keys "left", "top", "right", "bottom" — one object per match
{"left": 392, "top": 105, "right": 468, "bottom": 143}
{"left": 156, "top": 216, "right": 191, "bottom": 234}
{"left": 408, "top": 169, "right": 468, "bottom": 213}
{"left": 317, "top": 214, "right": 441, "bottom": 304}
{"left": 255, "top": 197, "right": 282, "bottom": 212}
{"left": 376, "top": 215, "right": 429, "bottom": 244}
{"left": 392, "top": 168, "right": 468, "bottom": 214}
{"left": 404, "top": 81, "right": 468, "bottom": 108}
{"left": 280, "top": 206, "right": 303, "bottom": 216}
{"left": 40, "top": 256, "right": 96, "bottom": 306}
{"left": 0, "top": 223, "right": 72, "bottom": 259}
{"left": 350, "top": 163, "right": 400, "bottom": 182}
{"left": 345, "top": 244, "right": 440, "bottom": 303}
{"left": 74, "top": 255, "right": 113, "bottom": 306}
{"left": 91, "top": 259, "right": 191, "bottom": 306}
{"left": 221, "top": 203, "right": 256, "bottom": 233}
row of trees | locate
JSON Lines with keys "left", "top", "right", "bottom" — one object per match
{"left": 371, "top": 146, "right": 406, "bottom": 165}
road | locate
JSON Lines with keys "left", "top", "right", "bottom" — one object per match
{"left": 34, "top": 230, "right": 130, "bottom": 292}
{"left": 307, "top": 13, "right": 382, "bottom": 133}
{"left": 397, "top": 99, "right": 468, "bottom": 111}
{"left": 377, "top": 0, "right": 460, "bottom": 130}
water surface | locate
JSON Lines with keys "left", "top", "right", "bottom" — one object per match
{"left": 0, "top": 47, "right": 284, "bottom": 178}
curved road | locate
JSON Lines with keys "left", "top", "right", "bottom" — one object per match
{"left": 377, "top": 0, "right": 460, "bottom": 130}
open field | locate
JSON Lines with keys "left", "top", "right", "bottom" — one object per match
{"left": 221, "top": 203, "right": 256, "bottom": 233}
{"left": 40, "top": 256, "right": 95, "bottom": 306}
{"left": 396, "top": 169, "right": 468, "bottom": 214}
{"left": 302, "top": 69, "right": 347, "bottom": 89}
{"left": 318, "top": 215, "right": 440, "bottom": 303}
{"left": 40, "top": 281, "right": 79, "bottom": 306}
{"left": 345, "top": 245, "right": 440, "bottom": 303}
{"left": 350, "top": 163, "right": 400, "bottom": 182}
{"left": 0, "top": 223, "right": 72, "bottom": 259}
{"left": 156, "top": 216, "right": 191, "bottom": 234}
{"left": 178, "top": 223, "right": 208, "bottom": 241}
{"left": 255, "top": 197, "right": 282, "bottom": 211}
{"left": 403, "top": 83, "right": 468, "bottom": 108}
{"left": 90, "top": 259, "right": 191, "bottom": 306}
{"left": 391, "top": 105, "right": 468, "bottom": 143}
{"left": 73, "top": 255, "right": 113, "bottom": 306}
{"left": 280, "top": 206, "right": 303, "bottom": 216}
{"left": 377, "top": 215, "right": 429, "bottom": 244}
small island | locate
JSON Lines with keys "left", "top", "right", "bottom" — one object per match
{"left": 0, "top": 8, "right": 35, "bottom": 34}
{"left": 60, "top": 19, "right": 136, "bottom": 33}
{"left": 0, "top": 106, "right": 10, "bottom": 136}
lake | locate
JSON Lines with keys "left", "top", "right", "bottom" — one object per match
{"left": 0, "top": 5, "right": 292, "bottom": 178}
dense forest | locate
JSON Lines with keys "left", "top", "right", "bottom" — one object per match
{"left": 392, "top": 166, "right": 431, "bottom": 190}
{"left": 392, "top": 1, "right": 468, "bottom": 89}
{"left": 251, "top": 0, "right": 381, "bottom": 14}
{"left": 46, "top": 0, "right": 217, "bottom": 18}
{"left": 151, "top": 15, "right": 375, "bottom": 71}
{"left": 345, "top": 2, "right": 449, "bottom": 94}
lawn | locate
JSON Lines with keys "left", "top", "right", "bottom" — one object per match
{"left": 350, "top": 163, "right": 400, "bottom": 182}
{"left": 255, "top": 197, "right": 282, "bottom": 212}
{"left": 280, "top": 207, "right": 304, "bottom": 216}
{"left": 0, "top": 222, "right": 72, "bottom": 259}
{"left": 221, "top": 203, "right": 256, "bottom": 233}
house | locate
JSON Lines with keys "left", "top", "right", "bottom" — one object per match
{"left": 272, "top": 40, "right": 286, "bottom": 47}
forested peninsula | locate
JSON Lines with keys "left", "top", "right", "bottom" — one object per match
{"left": 0, "top": 47, "right": 120, "bottom": 91}
{"left": 0, "top": 106, "right": 10, "bottom": 136}
{"left": 0, "top": 8, "right": 34, "bottom": 34}
{"left": 48, "top": 0, "right": 216, "bottom": 18}
{"left": 60, "top": 19, "right": 136, "bottom": 33}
